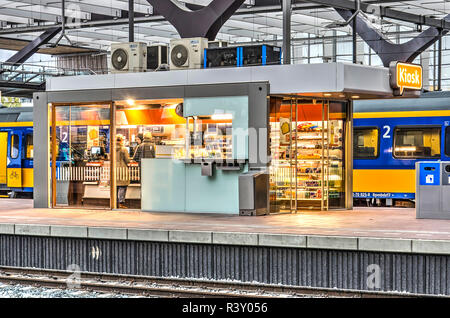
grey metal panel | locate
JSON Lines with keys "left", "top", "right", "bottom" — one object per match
{"left": 239, "top": 174, "right": 254, "bottom": 210}
{"left": 417, "top": 186, "right": 441, "bottom": 217}
{"left": 416, "top": 162, "right": 450, "bottom": 219}
{"left": 186, "top": 244, "right": 214, "bottom": 279}
{"left": 112, "top": 86, "right": 184, "bottom": 101}
{"left": 47, "top": 74, "right": 115, "bottom": 91}
{"left": 114, "top": 70, "right": 189, "bottom": 89}
{"left": 186, "top": 67, "right": 253, "bottom": 87}
{"left": 46, "top": 63, "right": 394, "bottom": 97}
{"left": 441, "top": 163, "right": 450, "bottom": 216}
{"left": 345, "top": 100, "right": 353, "bottom": 209}
{"left": 33, "top": 92, "right": 49, "bottom": 208}
{"left": 329, "top": 250, "right": 359, "bottom": 290}
{"left": 136, "top": 242, "right": 162, "bottom": 276}
{"left": 359, "top": 251, "right": 394, "bottom": 292}
{"left": 342, "top": 63, "right": 392, "bottom": 95}
{"left": 248, "top": 82, "right": 270, "bottom": 168}
{"left": 48, "top": 89, "right": 112, "bottom": 103}
{"left": 251, "top": 63, "right": 339, "bottom": 94}
{"left": 184, "top": 82, "right": 250, "bottom": 98}
{"left": 1, "top": 234, "right": 449, "bottom": 295}
{"left": 426, "top": 255, "right": 450, "bottom": 295}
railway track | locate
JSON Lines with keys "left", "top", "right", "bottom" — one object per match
{"left": 0, "top": 266, "right": 440, "bottom": 298}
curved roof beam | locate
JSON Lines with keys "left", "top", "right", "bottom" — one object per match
{"left": 146, "top": 0, "right": 245, "bottom": 40}
{"left": 335, "top": 8, "right": 450, "bottom": 67}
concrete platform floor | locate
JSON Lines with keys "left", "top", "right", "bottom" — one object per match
{"left": 1, "top": 199, "right": 450, "bottom": 240}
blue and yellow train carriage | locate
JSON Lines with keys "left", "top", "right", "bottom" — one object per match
{"left": 353, "top": 92, "right": 450, "bottom": 205}
{"left": 0, "top": 107, "right": 33, "bottom": 197}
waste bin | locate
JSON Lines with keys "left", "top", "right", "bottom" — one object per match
{"left": 239, "top": 170, "right": 269, "bottom": 216}
{"left": 416, "top": 161, "right": 450, "bottom": 219}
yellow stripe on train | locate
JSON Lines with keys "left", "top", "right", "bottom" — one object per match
{"left": 0, "top": 122, "right": 33, "bottom": 127}
{"left": 6, "top": 168, "right": 33, "bottom": 188}
{"left": 353, "top": 169, "right": 416, "bottom": 194}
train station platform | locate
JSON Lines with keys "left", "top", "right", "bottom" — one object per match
{"left": 1, "top": 198, "right": 450, "bottom": 296}
{"left": 0, "top": 199, "right": 450, "bottom": 255}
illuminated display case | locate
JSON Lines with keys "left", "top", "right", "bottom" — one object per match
{"left": 175, "top": 115, "right": 233, "bottom": 161}
{"left": 269, "top": 99, "right": 346, "bottom": 212}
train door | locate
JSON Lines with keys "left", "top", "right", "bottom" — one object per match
{"left": 0, "top": 131, "right": 7, "bottom": 186}
{"left": 22, "top": 129, "right": 34, "bottom": 190}
{"left": 7, "top": 130, "right": 23, "bottom": 190}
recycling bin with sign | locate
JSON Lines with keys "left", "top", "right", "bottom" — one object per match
{"left": 416, "top": 161, "right": 450, "bottom": 219}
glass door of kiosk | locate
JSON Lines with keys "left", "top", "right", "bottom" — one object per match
{"left": 269, "top": 97, "right": 347, "bottom": 213}
{"left": 52, "top": 104, "right": 111, "bottom": 209}
{"left": 114, "top": 99, "right": 186, "bottom": 209}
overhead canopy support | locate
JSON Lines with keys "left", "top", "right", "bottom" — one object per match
{"left": 5, "top": 27, "right": 61, "bottom": 65}
{"left": 282, "top": 0, "right": 292, "bottom": 65}
{"left": 336, "top": 8, "right": 450, "bottom": 67}
{"left": 145, "top": 0, "right": 245, "bottom": 40}
{"left": 129, "top": 0, "right": 134, "bottom": 42}
{"left": 305, "top": 0, "right": 450, "bottom": 31}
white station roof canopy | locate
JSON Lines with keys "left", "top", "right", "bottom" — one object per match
{"left": 1, "top": 0, "right": 450, "bottom": 52}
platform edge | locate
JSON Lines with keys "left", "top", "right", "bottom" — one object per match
{"left": 212, "top": 232, "right": 258, "bottom": 246}
{"left": 50, "top": 225, "right": 88, "bottom": 238}
{"left": 412, "top": 239, "right": 450, "bottom": 255}
{"left": 127, "top": 229, "right": 169, "bottom": 242}
{"left": 0, "top": 223, "right": 14, "bottom": 235}
{"left": 88, "top": 227, "right": 127, "bottom": 240}
{"left": 358, "top": 237, "right": 412, "bottom": 253}
{"left": 307, "top": 235, "right": 358, "bottom": 250}
{"left": 258, "top": 233, "right": 307, "bottom": 248}
{"left": 15, "top": 224, "right": 50, "bottom": 236}
{"left": 169, "top": 230, "right": 212, "bottom": 244}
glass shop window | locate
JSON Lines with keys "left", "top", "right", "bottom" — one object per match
{"left": 180, "top": 115, "right": 233, "bottom": 161}
{"left": 10, "top": 134, "right": 19, "bottom": 159}
{"left": 25, "top": 134, "right": 33, "bottom": 159}
{"left": 394, "top": 127, "right": 441, "bottom": 159}
{"left": 354, "top": 127, "right": 379, "bottom": 159}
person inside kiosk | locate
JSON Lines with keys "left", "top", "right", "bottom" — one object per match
{"left": 133, "top": 132, "right": 156, "bottom": 163}
{"left": 116, "top": 134, "right": 131, "bottom": 209}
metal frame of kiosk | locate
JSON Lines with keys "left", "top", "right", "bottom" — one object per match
{"left": 35, "top": 82, "right": 271, "bottom": 213}
{"left": 34, "top": 63, "right": 396, "bottom": 214}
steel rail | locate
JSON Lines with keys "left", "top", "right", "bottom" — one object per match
{"left": 0, "top": 266, "right": 443, "bottom": 298}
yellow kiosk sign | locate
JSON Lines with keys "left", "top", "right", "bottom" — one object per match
{"left": 389, "top": 61, "right": 423, "bottom": 95}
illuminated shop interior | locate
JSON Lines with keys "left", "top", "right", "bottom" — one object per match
{"left": 269, "top": 97, "right": 347, "bottom": 212}
{"left": 51, "top": 97, "right": 245, "bottom": 211}
{"left": 51, "top": 94, "right": 349, "bottom": 213}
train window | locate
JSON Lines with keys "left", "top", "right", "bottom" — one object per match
{"left": 393, "top": 127, "right": 441, "bottom": 159}
{"left": 354, "top": 127, "right": 379, "bottom": 159}
{"left": 10, "top": 134, "right": 19, "bottom": 159}
{"left": 445, "top": 127, "right": 450, "bottom": 157}
{"left": 25, "top": 134, "right": 33, "bottom": 159}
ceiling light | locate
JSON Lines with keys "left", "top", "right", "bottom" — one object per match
{"left": 351, "top": 95, "right": 360, "bottom": 99}
{"left": 126, "top": 99, "right": 135, "bottom": 106}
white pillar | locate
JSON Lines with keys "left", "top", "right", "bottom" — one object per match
{"left": 421, "top": 49, "right": 431, "bottom": 91}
